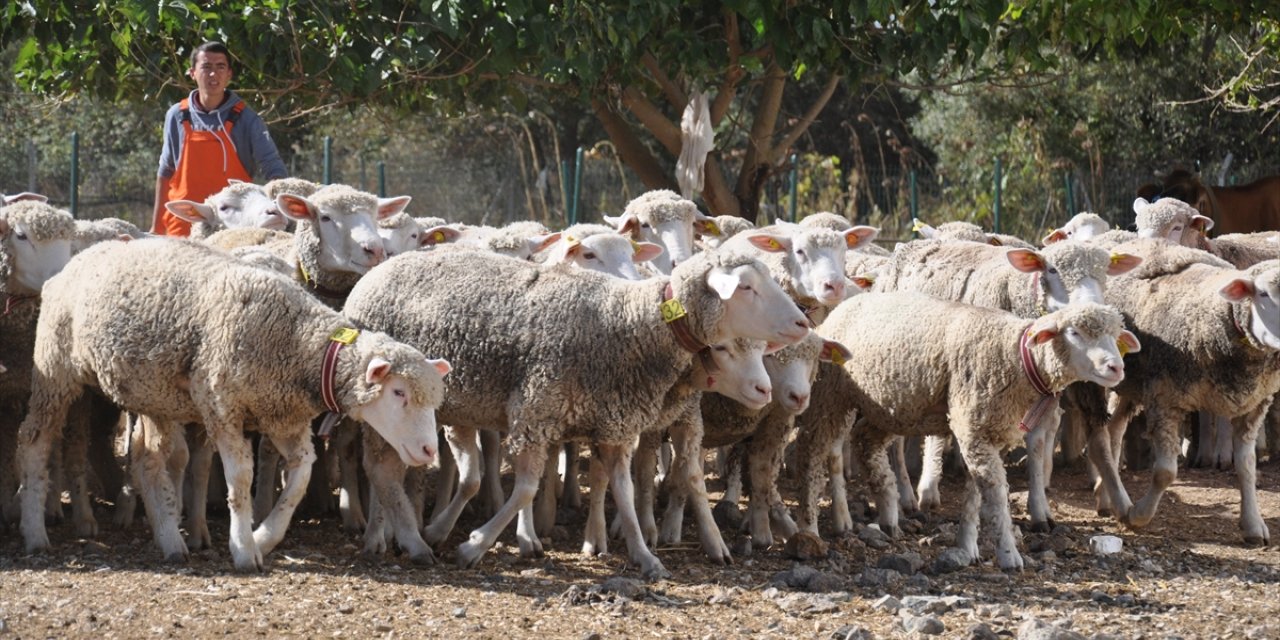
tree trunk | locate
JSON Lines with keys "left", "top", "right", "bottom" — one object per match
{"left": 591, "top": 99, "right": 677, "bottom": 192}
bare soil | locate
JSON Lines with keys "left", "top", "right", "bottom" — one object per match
{"left": 3, "top": 459, "right": 1280, "bottom": 639}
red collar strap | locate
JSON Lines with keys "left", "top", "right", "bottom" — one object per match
{"left": 3, "top": 294, "right": 37, "bottom": 316}
{"left": 661, "top": 283, "right": 720, "bottom": 375}
{"left": 1017, "top": 326, "right": 1060, "bottom": 433}
{"left": 318, "top": 327, "right": 360, "bottom": 439}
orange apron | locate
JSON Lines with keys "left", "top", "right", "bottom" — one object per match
{"left": 161, "top": 98, "right": 252, "bottom": 237}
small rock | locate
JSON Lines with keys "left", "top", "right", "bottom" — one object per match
{"left": 581, "top": 633, "right": 603, "bottom": 640}
{"left": 900, "top": 595, "right": 970, "bottom": 615}
{"left": 968, "top": 622, "right": 1000, "bottom": 640}
{"left": 0, "top": 620, "right": 7, "bottom": 633}
{"left": 1089, "top": 590, "right": 1114, "bottom": 605}
{"left": 929, "top": 548, "right": 971, "bottom": 574}
{"left": 806, "top": 572, "right": 845, "bottom": 593}
{"left": 1039, "top": 550, "right": 1057, "bottom": 563}
{"left": 1114, "top": 595, "right": 1136, "bottom": 607}
{"left": 786, "top": 531, "right": 830, "bottom": 560}
{"left": 902, "top": 614, "right": 945, "bottom": 635}
{"left": 600, "top": 577, "right": 645, "bottom": 599}
{"left": 1090, "top": 634, "right": 1124, "bottom": 640}
{"left": 731, "top": 536, "right": 754, "bottom": 558}
{"left": 452, "top": 607, "right": 467, "bottom": 619}
{"left": 856, "top": 567, "right": 901, "bottom": 588}
{"left": 1018, "top": 618, "right": 1087, "bottom": 640}
{"left": 713, "top": 501, "right": 744, "bottom": 530}
{"left": 905, "top": 573, "right": 932, "bottom": 590}
{"left": 338, "top": 604, "right": 355, "bottom": 615}
{"left": 878, "top": 552, "right": 925, "bottom": 575}
{"left": 858, "top": 526, "right": 892, "bottom": 549}
{"left": 375, "top": 623, "right": 393, "bottom": 633}
{"left": 772, "top": 564, "right": 820, "bottom": 590}
{"left": 831, "top": 625, "right": 875, "bottom": 640}
{"left": 977, "top": 604, "right": 1013, "bottom": 619}
{"left": 1050, "top": 524, "right": 1074, "bottom": 536}
{"left": 872, "top": 595, "right": 902, "bottom": 612}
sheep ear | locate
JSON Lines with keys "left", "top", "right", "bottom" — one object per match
{"left": 428, "top": 358, "right": 452, "bottom": 377}
{"left": 1005, "top": 249, "right": 1046, "bottom": 273}
{"left": 705, "top": 269, "right": 743, "bottom": 300}
{"left": 744, "top": 233, "right": 791, "bottom": 254}
{"left": 1029, "top": 327, "right": 1058, "bottom": 345}
{"left": 693, "top": 217, "right": 723, "bottom": 237}
{"left": 3, "top": 192, "right": 47, "bottom": 205}
{"left": 1042, "top": 229, "right": 1068, "bottom": 245}
{"left": 1132, "top": 197, "right": 1151, "bottom": 215}
{"left": 376, "top": 196, "right": 412, "bottom": 220}
{"left": 631, "top": 241, "right": 664, "bottom": 263}
{"left": 845, "top": 226, "right": 879, "bottom": 250}
{"left": 277, "top": 194, "right": 317, "bottom": 222}
{"left": 1191, "top": 214, "right": 1214, "bottom": 233}
{"left": 1220, "top": 278, "right": 1256, "bottom": 302}
{"left": 117, "top": 234, "right": 134, "bottom": 243}
{"left": 911, "top": 218, "right": 935, "bottom": 238}
{"left": 420, "top": 225, "right": 461, "bottom": 247}
{"left": 527, "top": 232, "right": 562, "bottom": 258}
{"left": 227, "top": 178, "right": 246, "bottom": 186}
{"left": 1116, "top": 330, "right": 1141, "bottom": 356}
{"left": 850, "top": 275, "right": 875, "bottom": 291}
{"left": 551, "top": 235, "right": 582, "bottom": 263}
{"left": 607, "top": 214, "right": 640, "bottom": 236}
{"left": 366, "top": 357, "right": 393, "bottom": 384}
{"left": 1107, "top": 253, "right": 1143, "bottom": 276}
{"left": 164, "top": 200, "right": 217, "bottom": 224}
{"left": 819, "top": 340, "right": 853, "bottom": 365}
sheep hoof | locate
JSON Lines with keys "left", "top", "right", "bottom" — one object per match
{"left": 163, "top": 550, "right": 189, "bottom": 564}
{"left": 712, "top": 501, "right": 743, "bottom": 530}
{"left": 457, "top": 538, "right": 487, "bottom": 569}
{"left": 1028, "top": 520, "right": 1053, "bottom": 534}
{"left": 1096, "top": 507, "right": 1113, "bottom": 518}
{"left": 640, "top": 561, "right": 671, "bottom": 581}
{"left": 410, "top": 550, "right": 436, "bottom": 566}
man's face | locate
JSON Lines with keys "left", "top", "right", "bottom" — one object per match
{"left": 189, "top": 50, "right": 232, "bottom": 95}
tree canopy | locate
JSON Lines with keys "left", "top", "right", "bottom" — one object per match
{"left": 4, "top": 1, "right": 1276, "bottom": 217}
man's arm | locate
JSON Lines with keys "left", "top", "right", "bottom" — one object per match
{"left": 237, "top": 109, "right": 288, "bottom": 180}
{"left": 151, "top": 175, "right": 168, "bottom": 234}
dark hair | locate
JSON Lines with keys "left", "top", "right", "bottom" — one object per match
{"left": 190, "top": 41, "right": 231, "bottom": 68}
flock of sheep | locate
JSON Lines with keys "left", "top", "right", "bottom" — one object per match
{"left": 0, "top": 181, "right": 1277, "bottom": 582}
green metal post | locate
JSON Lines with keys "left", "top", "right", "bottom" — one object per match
{"left": 561, "top": 159, "right": 572, "bottom": 223}
{"left": 69, "top": 132, "right": 79, "bottom": 218}
{"left": 1064, "top": 173, "right": 1075, "bottom": 217}
{"left": 993, "top": 157, "right": 1002, "bottom": 234}
{"left": 909, "top": 169, "right": 918, "bottom": 222}
{"left": 323, "top": 136, "right": 332, "bottom": 185}
{"left": 377, "top": 162, "right": 386, "bottom": 197}
{"left": 571, "top": 146, "right": 584, "bottom": 225}
{"left": 788, "top": 153, "right": 799, "bottom": 222}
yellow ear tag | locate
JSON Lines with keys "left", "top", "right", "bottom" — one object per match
{"left": 432, "top": 230, "right": 446, "bottom": 243}
{"left": 704, "top": 221, "right": 722, "bottom": 236}
{"left": 828, "top": 346, "right": 847, "bottom": 366}
{"left": 768, "top": 238, "right": 782, "bottom": 250}
{"left": 1116, "top": 338, "right": 1130, "bottom": 357}
{"left": 565, "top": 235, "right": 580, "bottom": 248}
{"left": 330, "top": 327, "right": 360, "bottom": 345}
{"left": 911, "top": 220, "right": 925, "bottom": 233}
{"left": 630, "top": 239, "right": 642, "bottom": 255}
{"left": 660, "top": 298, "right": 687, "bottom": 323}
{"left": 1110, "top": 254, "right": 1123, "bottom": 266}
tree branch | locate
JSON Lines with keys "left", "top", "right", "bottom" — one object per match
{"left": 711, "top": 10, "right": 745, "bottom": 126}
{"left": 775, "top": 73, "right": 842, "bottom": 153}
{"left": 641, "top": 51, "right": 686, "bottom": 109}
{"left": 621, "top": 86, "right": 682, "bottom": 153}
{"left": 591, "top": 97, "right": 678, "bottom": 192}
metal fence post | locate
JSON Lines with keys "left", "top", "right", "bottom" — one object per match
{"left": 560, "top": 159, "right": 572, "bottom": 223}
{"left": 1064, "top": 173, "right": 1075, "bottom": 218}
{"left": 323, "top": 136, "right": 332, "bottom": 185}
{"left": 70, "top": 132, "right": 79, "bottom": 218}
{"left": 993, "top": 157, "right": 1002, "bottom": 234}
{"left": 788, "top": 153, "right": 799, "bottom": 222}
{"left": 26, "top": 139, "right": 37, "bottom": 192}
{"left": 571, "top": 146, "right": 583, "bottom": 225}
{"left": 909, "top": 169, "right": 918, "bottom": 222}
{"left": 377, "top": 161, "right": 386, "bottom": 197}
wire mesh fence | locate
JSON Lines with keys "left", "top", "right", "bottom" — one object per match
{"left": 2, "top": 131, "right": 1274, "bottom": 243}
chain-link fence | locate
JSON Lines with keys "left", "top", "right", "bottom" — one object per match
{"left": 3, "top": 131, "right": 1274, "bottom": 242}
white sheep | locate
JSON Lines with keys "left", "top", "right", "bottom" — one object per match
{"left": 912, "top": 218, "right": 1035, "bottom": 249}
{"left": 540, "top": 223, "right": 664, "bottom": 280}
{"left": 0, "top": 201, "right": 76, "bottom": 524}
{"left": 803, "top": 293, "right": 1138, "bottom": 569}
{"left": 604, "top": 189, "right": 719, "bottom": 273}
{"left": 1042, "top": 212, "right": 1110, "bottom": 245}
{"left": 697, "top": 215, "right": 755, "bottom": 249}
{"left": 2, "top": 192, "right": 48, "bottom": 205}
{"left": 71, "top": 218, "right": 147, "bottom": 254}
{"left": 343, "top": 245, "right": 809, "bottom": 577}
{"left": 1081, "top": 241, "right": 1279, "bottom": 544}
{"left": 16, "top": 238, "right": 451, "bottom": 570}
{"left": 262, "top": 176, "right": 322, "bottom": 200}
{"left": 165, "top": 180, "right": 289, "bottom": 239}
{"left": 720, "top": 223, "right": 875, "bottom": 316}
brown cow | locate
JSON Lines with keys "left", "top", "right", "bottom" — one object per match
{"left": 1138, "top": 168, "right": 1280, "bottom": 235}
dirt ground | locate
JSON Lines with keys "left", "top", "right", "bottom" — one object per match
{"left": 3, "top": 457, "right": 1280, "bottom": 640}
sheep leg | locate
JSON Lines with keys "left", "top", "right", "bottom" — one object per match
{"left": 478, "top": 429, "right": 504, "bottom": 518}
{"left": 516, "top": 492, "right": 545, "bottom": 558}
{"left": 747, "top": 411, "right": 799, "bottom": 545}
{"left": 954, "top": 473, "right": 981, "bottom": 565}
{"left": 794, "top": 412, "right": 835, "bottom": 537}
{"left": 1060, "top": 397, "right": 1087, "bottom": 468}
{"left": 131, "top": 415, "right": 189, "bottom": 562}
{"left": 252, "top": 436, "right": 281, "bottom": 525}
{"left": 632, "top": 431, "right": 660, "bottom": 547}
{"left": 957, "top": 435, "right": 1023, "bottom": 571}
{"left": 582, "top": 451, "right": 610, "bottom": 557}
{"left": 457, "top": 447, "right": 544, "bottom": 568}
{"left": 599, "top": 441, "right": 669, "bottom": 579}
{"left": 656, "top": 453, "right": 688, "bottom": 545}
{"left": 891, "top": 435, "right": 918, "bottom": 513}
{"left": 668, "top": 411, "right": 731, "bottom": 565}
{"left": 1089, "top": 396, "right": 1137, "bottom": 519}
{"left": 1213, "top": 414, "right": 1235, "bottom": 471}
{"left": 714, "top": 443, "right": 745, "bottom": 528}
{"left": 533, "top": 443, "right": 558, "bottom": 534}
{"left": 252, "top": 428, "right": 317, "bottom": 558}
{"left": 1024, "top": 404, "right": 1064, "bottom": 532}
{"left": 405, "top": 465, "right": 429, "bottom": 531}
{"left": 1234, "top": 404, "right": 1271, "bottom": 545}
{"left": 1125, "top": 405, "right": 1183, "bottom": 529}
{"left": 858, "top": 424, "right": 901, "bottom": 538}
{"left": 112, "top": 414, "right": 141, "bottom": 530}
{"left": 424, "top": 426, "right": 481, "bottom": 546}
{"left": 207, "top": 425, "right": 262, "bottom": 572}
{"left": 430, "top": 437, "right": 457, "bottom": 523}
{"left": 916, "top": 435, "right": 947, "bottom": 512}
{"left": 64, "top": 397, "right": 98, "bottom": 538}
{"left": 361, "top": 426, "right": 434, "bottom": 563}
{"left": 184, "top": 425, "right": 214, "bottom": 551}
{"left": 560, "top": 442, "right": 582, "bottom": 510}
{"left": 334, "top": 421, "right": 367, "bottom": 533}
{"left": 821, "top": 432, "right": 850, "bottom": 537}
{"left": 17, "top": 375, "right": 79, "bottom": 553}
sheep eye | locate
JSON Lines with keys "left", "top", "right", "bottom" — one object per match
{"left": 320, "top": 215, "right": 332, "bottom": 223}
{"left": 14, "top": 231, "right": 28, "bottom": 241}
{"left": 713, "top": 345, "right": 728, "bottom": 352}
{"left": 640, "top": 222, "right": 651, "bottom": 229}
{"left": 1047, "top": 267, "right": 1058, "bottom": 275}
{"left": 393, "top": 389, "right": 406, "bottom": 398}
{"left": 796, "top": 249, "right": 806, "bottom": 258}
{"left": 583, "top": 252, "right": 597, "bottom": 260}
